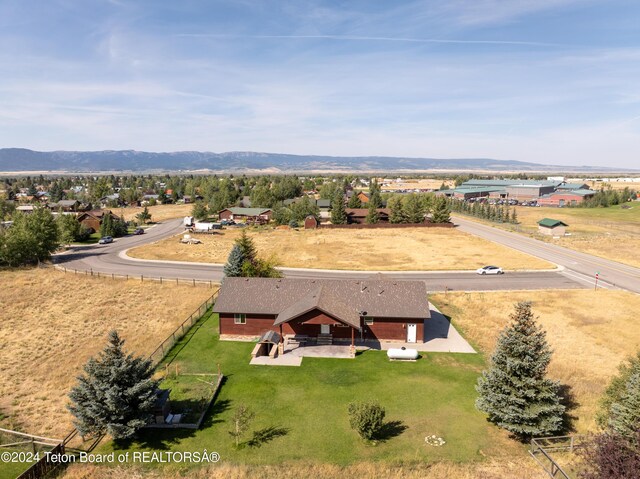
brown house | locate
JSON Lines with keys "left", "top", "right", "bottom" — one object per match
{"left": 345, "top": 208, "right": 390, "bottom": 224}
{"left": 213, "top": 278, "right": 430, "bottom": 346}
{"left": 357, "top": 191, "right": 370, "bottom": 204}
{"left": 218, "top": 207, "right": 273, "bottom": 223}
{"left": 76, "top": 209, "right": 120, "bottom": 233}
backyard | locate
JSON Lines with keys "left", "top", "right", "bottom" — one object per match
{"left": 127, "top": 226, "right": 552, "bottom": 271}
{"left": 79, "top": 312, "right": 544, "bottom": 477}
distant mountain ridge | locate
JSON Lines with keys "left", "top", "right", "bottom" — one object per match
{"left": 0, "top": 148, "right": 630, "bottom": 173}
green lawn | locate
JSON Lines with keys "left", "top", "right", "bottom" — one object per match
{"left": 97, "top": 312, "right": 521, "bottom": 471}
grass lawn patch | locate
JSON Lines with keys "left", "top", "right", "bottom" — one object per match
{"left": 98, "top": 313, "right": 526, "bottom": 472}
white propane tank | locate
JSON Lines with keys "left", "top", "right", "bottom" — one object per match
{"left": 387, "top": 348, "right": 419, "bottom": 360}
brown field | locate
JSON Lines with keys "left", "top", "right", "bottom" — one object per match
{"left": 501, "top": 204, "right": 640, "bottom": 268}
{"left": 117, "top": 204, "right": 194, "bottom": 223}
{"left": 0, "top": 268, "right": 214, "bottom": 438}
{"left": 63, "top": 459, "right": 546, "bottom": 479}
{"left": 585, "top": 179, "right": 640, "bottom": 191}
{"left": 381, "top": 178, "right": 456, "bottom": 191}
{"left": 431, "top": 289, "right": 640, "bottom": 433}
{"left": 127, "top": 226, "right": 552, "bottom": 271}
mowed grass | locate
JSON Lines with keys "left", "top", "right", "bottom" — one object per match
{"left": 479, "top": 202, "right": 640, "bottom": 268}
{"left": 431, "top": 289, "right": 640, "bottom": 433}
{"left": 94, "top": 313, "right": 531, "bottom": 474}
{"left": 128, "top": 226, "right": 552, "bottom": 271}
{"left": 0, "top": 268, "right": 215, "bottom": 438}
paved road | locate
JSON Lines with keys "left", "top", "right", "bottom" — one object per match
{"left": 55, "top": 218, "right": 586, "bottom": 293}
{"left": 453, "top": 215, "right": 640, "bottom": 294}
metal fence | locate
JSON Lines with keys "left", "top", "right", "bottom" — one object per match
{"left": 147, "top": 289, "right": 219, "bottom": 367}
{"left": 52, "top": 264, "right": 217, "bottom": 288}
{"left": 530, "top": 435, "right": 587, "bottom": 479}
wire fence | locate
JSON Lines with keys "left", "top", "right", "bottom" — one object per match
{"left": 147, "top": 289, "right": 219, "bottom": 367}
{"left": 49, "top": 263, "right": 217, "bottom": 289}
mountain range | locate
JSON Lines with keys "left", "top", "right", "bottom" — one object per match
{"left": 0, "top": 148, "right": 632, "bottom": 173}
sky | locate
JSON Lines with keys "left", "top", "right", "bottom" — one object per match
{"left": 0, "top": 0, "right": 639, "bottom": 168}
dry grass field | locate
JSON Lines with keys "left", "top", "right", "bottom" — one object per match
{"left": 585, "top": 179, "right": 640, "bottom": 191}
{"left": 381, "top": 178, "right": 455, "bottom": 191}
{"left": 506, "top": 203, "right": 640, "bottom": 268}
{"left": 63, "top": 460, "right": 546, "bottom": 479}
{"left": 431, "top": 289, "right": 640, "bottom": 433}
{"left": 127, "top": 226, "right": 552, "bottom": 271}
{"left": 0, "top": 268, "right": 214, "bottom": 438}
{"left": 118, "top": 204, "right": 194, "bottom": 223}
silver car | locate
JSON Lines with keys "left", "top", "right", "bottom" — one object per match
{"left": 476, "top": 265, "right": 504, "bottom": 275}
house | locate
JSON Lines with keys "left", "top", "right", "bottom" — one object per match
{"left": 537, "top": 218, "right": 568, "bottom": 236}
{"left": 345, "top": 208, "right": 390, "bottom": 224}
{"left": 50, "top": 199, "right": 81, "bottom": 212}
{"left": 76, "top": 209, "right": 120, "bottom": 233}
{"left": 100, "top": 193, "right": 122, "bottom": 208}
{"left": 537, "top": 189, "right": 596, "bottom": 207}
{"left": 15, "top": 205, "right": 35, "bottom": 214}
{"left": 357, "top": 191, "right": 370, "bottom": 204}
{"left": 218, "top": 207, "right": 273, "bottom": 223}
{"left": 213, "top": 278, "right": 430, "bottom": 347}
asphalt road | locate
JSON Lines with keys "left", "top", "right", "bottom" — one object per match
{"left": 453, "top": 215, "right": 640, "bottom": 294}
{"left": 55, "top": 218, "right": 590, "bottom": 293}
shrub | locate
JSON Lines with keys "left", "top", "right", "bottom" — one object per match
{"left": 348, "top": 400, "right": 386, "bottom": 441}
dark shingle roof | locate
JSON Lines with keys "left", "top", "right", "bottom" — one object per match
{"left": 213, "top": 278, "right": 430, "bottom": 327}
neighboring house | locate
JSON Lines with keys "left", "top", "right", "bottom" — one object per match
{"left": 50, "top": 199, "right": 81, "bottom": 212}
{"left": 345, "top": 208, "right": 390, "bottom": 224}
{"left": 357, "top": 191, "right": 370, "bottom": 204}
{"left": 537, "top": 218, "right": 568, "bottom": 236}
{"left": 15, "top": 205, "right": 35, "bottom": 214}
{"left": 537, "top": 189, "right": 596, "bottom": 207}
{"left": 213, "top": 278, "right": 430, "bottom": 345}
{"left": 76, "top": 209, "right": 120, "bottom": 233}
{"left": 100, "top": 193, "right": 122, "bottom": 208}
{"left": 218, "top": 207, "right": 273, "bottom": 223}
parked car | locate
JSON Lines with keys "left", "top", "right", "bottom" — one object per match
{"left": 133, "top": 228, "right": 144, "bottom": 235}
{"left": 98, "top": 236, "right": 113, "bottom": 244}
{"left": 220, "top": 219, "right": 235, "bottom": 226}
{"left": 476, "top": 265, "right": 504, "bottom": 275}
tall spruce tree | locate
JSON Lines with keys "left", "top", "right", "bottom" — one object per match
{"left": 68, "top": 331, "right": 158, "bottom": 439}
{"left": 431, "top": 197, "right": 451, "bottom": 223}
{"left": 387, "top": 195, "right": 405, "bottom": 224}
{"left": 403, "top": 194, "right": 426, "bottom": 223}
{"left": 347, "top": 191, "right": 362, "bottom": 208}
{"left": 476, "top": 302, "right": 565, "bottom": 440}
{"left": 607, "top": 364, "right": 640, "bottom": 442}
{"left": 224, "top": 244, "right": 245, "bottom": 277}
{"left": 330, "top": 191, "right": 347, "bottom": 224}
{"left": 365, "top": 201, "right": 379, "bottom": 224}
{"left": 100, "top": 213, "right": 114, "bottom": 237}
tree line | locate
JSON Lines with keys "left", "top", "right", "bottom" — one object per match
{"left": 447, "top": 198, "right": 518, "bottom": 224}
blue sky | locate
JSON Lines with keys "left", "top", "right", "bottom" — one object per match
{"left": 1, "top": 0, "right": 639, "bottom": 168}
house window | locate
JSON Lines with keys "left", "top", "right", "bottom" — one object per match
{"left": 234, "top": 314, "right": 246, "bottom": 325}
{"left": 364, "top": 317, "right": 374, "bottom": 325}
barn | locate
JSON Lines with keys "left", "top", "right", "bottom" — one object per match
{"left": 213, "top": 278, "right": 430, "bottom": 348}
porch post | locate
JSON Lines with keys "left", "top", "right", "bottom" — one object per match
{"left": 279, "top": 324, "right": 284, "bottom": 354}
{"left": 349, "top": 327, "right": 356, "bottom": 358}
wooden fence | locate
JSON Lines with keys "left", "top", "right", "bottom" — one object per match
{"left": 530, "top": 435, "right": 587, "bottom": 479}
{"left": 0, "top": 427, "right": 64, "bottom": 479}
{"left": 318, "top": 222, "right": 454, "bottom": 230}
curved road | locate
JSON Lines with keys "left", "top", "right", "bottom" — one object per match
{"left": 53, "top": 217, "right": 605, "bottom": 293}
{"left": 453, "top": 216, "right": 640, "bottom": 294}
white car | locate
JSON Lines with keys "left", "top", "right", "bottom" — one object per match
{"left": 476, "top": 265, "right": 504, "bottom": 275}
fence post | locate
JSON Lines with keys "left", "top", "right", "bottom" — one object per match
{"left": 141, "top": 274, "right": 143, "bottom": 282}
{"left": 193, "top": 279, "right": 195, "bottom": 287}
{"left": 160, "top": 277, "right": 163, "bottom": 284}
{"left": 112, "top": 273, "right": 114, "bottom": 280}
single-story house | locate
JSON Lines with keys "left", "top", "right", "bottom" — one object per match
{"left": 357, "top": 191, "right": 370, "bottom": 204}
{"left": 345, "top": 208, "right": 390, "bottom": 224}
{"left": 537, "top": 218, "right": 568, "bottom": 236}
{"left": 76, "top": 209, "right": 120, "bottom": 233}
{"left": 15, "top": 205, "right": 35, "bottom": 214}
{"left": 537, "top": 189, "right": 596, "bottom": 207}
{"left": 213, "top": 278, "right": 430, "bottom": 345}
{"left": 218, "top": 207, "right": 273, "bottom": 223}
{"left": 50, "top": 199, "right": 81, "bottom": 212}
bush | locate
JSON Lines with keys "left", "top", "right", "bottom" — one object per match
{"left": 348, "top": 400, "right": 386, "bottom": 441}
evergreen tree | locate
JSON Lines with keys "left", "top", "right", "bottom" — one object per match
{"left": 431, "top": 197, "right": 451, "bottom": 223}
{"left": 365, "top": 201, "right": 379, "bottom": 224}
{"left": 192, "top": 201, "right": 208, "bottom": 221}
{"left": 347, "top": 191, "right": 362, "bottom": 208}
{"left": 511, "top": 208, "right": 518, "bottom": 224}
{"left": 136, "top": 206, "right": 152, "bottom": 224}
{"left": 330, "top": 191, "right": 347, "bottom": 224}
{"left": 597, "top": 352, "right": 640, "bottom": 429}
{"left": 387, "top": 195, "right": 405, "bottom": 224}
{"left": 403, "top": 194, "right": 426, "bottom": 223}
{"left": 224, "top": 244, "right": 245, "bottom": 277}
{"left": 476, "top": 302, "right": 565, "bottom": 440}
{"left": 235, "top": 230, "right": 257, "bottom": 265}
{"left": 603, "top": 355, "right": 640, "bottom": 442}
{"left": 57, "top": 213, "right": 82, "bottom": 245}
{"left": 100, "top": 213, "right": 114, "bottom": 237}
{"left": 369, "top": 179, "right": 383, "bottom": 208}
{"left": 68, "top": 331, "right": 158, "bottom": 439}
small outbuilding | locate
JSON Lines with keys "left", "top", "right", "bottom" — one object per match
{"left": 304, "top": 215, "right": 318, "bottom": 229}
{"left": 537, "top": 218, "right": 568, "bottom": 236}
